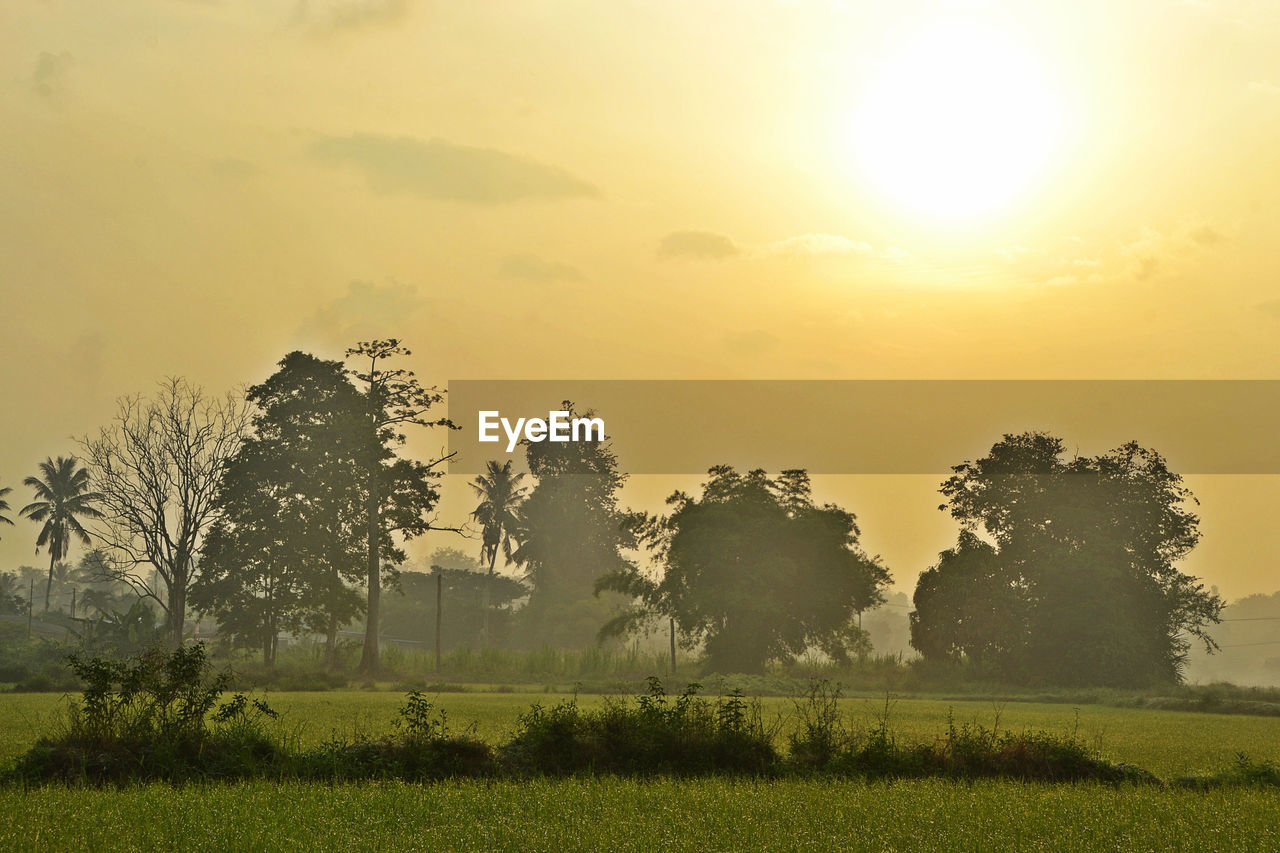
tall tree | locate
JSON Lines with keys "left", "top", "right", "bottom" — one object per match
{"left": 81, "top": 378, "right": 249, "bottom": 648}
{"left": 919, "top": 431, "right": 1222, "bottom": 686}
{"left": 470, "top": 459, "right": 527, "bottom": 644}
{"left": 192, "top": 352, "right": 369, "bottom": 665}
{"left": 20, "top": 456, "right": 103, "bottom": 613}
{"left": 345, "top": 340, "right": 457, "bottom": 673}
{"left": 598, "top": 466, "right": 891, "bottom": 673}
{"left": 511, "top": 402, "right": 634, "bottom": 647}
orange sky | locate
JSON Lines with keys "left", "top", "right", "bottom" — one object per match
{"left": 1, "top": 0, "right": 1278, "bottom": 601}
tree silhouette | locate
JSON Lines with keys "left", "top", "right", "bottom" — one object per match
{"left": 0, "top": 484, "right": 13, "bottom": 534}
{"left": 920, "top": 431, "right": 1223, "bottom": 686}
{"left": 194, "top": 352, "right": 369, "bottom": 666}
{"left": 345, "top": 340, "right": 457, "bottom": 673}
{"left": 470, "top": 459, "right": 527, "bottom": 644}
{"left": 599, "top": 466, "right": 891, "bottom": 674}
{"left": 81, "top": 378, "right": 249, "bottom": 648}
{"left": 20, "top": 456, "right": 103, "bottom": 613}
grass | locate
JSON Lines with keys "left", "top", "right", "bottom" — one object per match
{"left": 4, "top": 689, "right": 1280, "bottom": 778}
{"left": 1, "top": 779, "right": 1278, "bottom": 852}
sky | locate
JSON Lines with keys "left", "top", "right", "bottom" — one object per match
{"left": 2, "top": 0, "right": 1279, "bottom": 601}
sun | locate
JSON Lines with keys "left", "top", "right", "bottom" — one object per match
{"left": 849, "top": 18, "right": 1066, "bottom": 222}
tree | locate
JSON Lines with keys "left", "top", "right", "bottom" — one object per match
{"left": 427, "top": 547, "right": 484, "bottom": 573}
{"left": 344, "top": 340, "right": 457, "bottom": 673}
{"left": 381, "top": 567, "right": 529, "bottom": 652}
{"left": 918, "top": 431, "right": 1223, "bottom": 686}
{"left": 470, "top": 459, "right": 527, "bottom": 644}
{"left": 510, "top": 402, "right": 634, "bottom": 647}
{"left": 0, "top": 484, "right": 13, "bottom": 534}
{"left": 20, "top": 456, "right": 103, "bottom": 613}
{"left": 598, "top": 466, "right": 891, "bottom": 674}
{"left": 192, "top": 352, "right": 369, "bottom": 665}
{"left": 81, "top": 378, "right": 249, "bottom": 648}
{"left": 909, "top": 531, "right": 1024, "bottom": 669}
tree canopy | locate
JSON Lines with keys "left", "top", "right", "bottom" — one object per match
{"left": 912, "top": 432, "right": 1222, "bottom": 686}
{"left": 599, "top": 466, "right": 891, "bottom": 674}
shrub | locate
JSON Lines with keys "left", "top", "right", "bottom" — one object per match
{"left": 501, "top": 677, "right": 780, "bottom": 777}
{"left": 7, "top": 644, "right": 285, "bottom": 784}
{"left": 297, "top": 691, "right": 496, "bottom": 782}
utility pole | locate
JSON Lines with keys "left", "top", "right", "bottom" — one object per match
{"left": 432, "top": 565, "right": 443, "bottom": 674}
{"left": 70, "top": 588, "right": 76, "bottom": 620}
{"left": 27, "top": 578, "right": 34, "bottom": 638}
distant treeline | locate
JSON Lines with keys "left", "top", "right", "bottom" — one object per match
{"left": 0, "top": 339, "right": 1225, "bottom": 688}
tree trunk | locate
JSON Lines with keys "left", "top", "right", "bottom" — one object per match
{"left": 481, "top": 544, "right": 497, "bottom": 646}
{"left": 326, "top": 610, "right": 339, "bottom": 669}
{"left": 358, "top": 471, "right": 381, "bottom": 674}
{"left": 167, "top": 574, "right": 186, "bottom": 649}
{"left": 43, "top": 551, "right": 55, "bottom": 615}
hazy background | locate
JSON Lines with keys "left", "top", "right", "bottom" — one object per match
{"left": 2, "top": 1, "right": 1278, "bottom": 606}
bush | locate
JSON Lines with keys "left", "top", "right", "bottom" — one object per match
{"left": 296, "top": 691, "right": 496, "bottom": 782}
{"left": 501, "top": 677, "right": 780, "bottom": 777}
{"left": 7, "top": 644, "right": 285, "bottom": 784}
{"left": 786, "top": 681, "right": 1156, "bottom": 784}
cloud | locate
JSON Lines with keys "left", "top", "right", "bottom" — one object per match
{"left": 658, "top": 231, "right": 741, "bottom": 260}
{"left": 209, "top": 158, "right": 259, "bottom": 179}
{"left": 1189, "top": 224, "right": 1224, "bottom": 246}
{"left": 311, "top": 134, "right": 600, "bottom": 203}
{"left": 30, "top": 51, "right": 72, "bottom": 98}
{"left": 997, "top": 245, "right": 1032, "bottom": 263}
{"left": 291, "top": 0, "right": 411, "bottom": 31}
{"left": 297, "top": 280, "right": 426, "bottom": 345}
{"left": 724, "top": 329, "right": 779, "bottom": 355}
{"left": 758, "top": 233, "right": 909, "bottom": 262}
{"left": 499, "top": 254, "right": 583, "bottom": 282}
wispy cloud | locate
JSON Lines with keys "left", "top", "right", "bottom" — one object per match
{"left": 297, "top": 280, "right": 426, "bottom": 345}
{"left": 30, "top": 51, "right": 72, "bottom": 98}
{"left": 290, "top": 0, "right": 411, "bottom": 32}
{"left": 658, "top": 231, "right": 741, "bottom": 260}
{"left": 757, "top": 233, "right": 909, "bottom": 262}
{"left": 499, "top": 254, "right": 583, "bottom": 282}
{"left": 311, "top": 134, "right": 600, "bottom": 203}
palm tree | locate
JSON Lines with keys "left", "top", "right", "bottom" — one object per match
{"left": 0, "top": 484, "right": 13, "bottom": 534}
{"left": 21, "top": 456, "right": 103, "bottom": 614}
{"left": 470, "top": 460, "right": 527, "bottom": 643}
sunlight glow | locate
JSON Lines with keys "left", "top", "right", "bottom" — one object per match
{"left": 850, "top": 18, "right": 1066, "bottom": 221}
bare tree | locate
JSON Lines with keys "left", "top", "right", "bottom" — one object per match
{"left": 80, "top": 378, "right": 249, "bottom": 648}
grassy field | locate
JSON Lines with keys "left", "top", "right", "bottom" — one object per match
{"left": 3, "top": 689, "right": 1279, "bottom": 777}
{"left": 2, "top": 689, "right": 1279, "bottom": 851}
{"left": 2, "top": 779, "right": 1278, "bottom": 851}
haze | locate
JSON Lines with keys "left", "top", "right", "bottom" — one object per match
{"left": 2, "top": 0, "right": 1279, "bottom": 602}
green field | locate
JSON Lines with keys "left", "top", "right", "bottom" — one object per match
{"left": 2, "top": 690, "right": 1279, "bottom": 851}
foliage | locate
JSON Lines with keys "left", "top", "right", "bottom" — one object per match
{"left": 344, "top": 339, "right": 457, "bottom": 673}
{"left": 600, "top": 467, "right": 891, "bottom": 674}
{"left": 500, "top": 677, "right": 778, "bottom": 777}
{"left": 511, "top": 402, "right": 635, "bottom": 647}
{"left": 0, "top": 483, "right": 12, "bottom": 536}
{"left": 379, "top": 568, "right": 528, "bottom": 651}
{"left": 7, "top": 643, "right": 284, "bottom": 783}
{"left": 470, "top": 459, "right": 528, "bottom": 643}
{"left": 19, "top": 456, "right": 103, "bottom": 613}
{"left": 915, "top": 432, "right": 1223, "bottom": 687}
{"left": 192, "top": 352, "right": 368, "bottom": 665}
